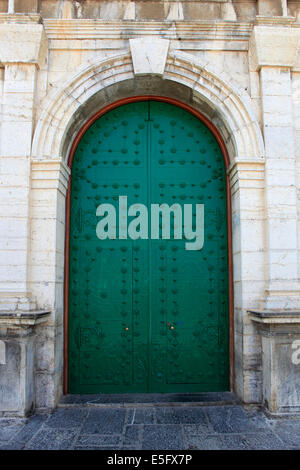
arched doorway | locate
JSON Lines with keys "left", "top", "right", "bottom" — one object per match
{"left": 66, "top": 98, "right": 232, "bottom": 394}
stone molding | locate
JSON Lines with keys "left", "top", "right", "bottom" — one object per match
{"left": 0, "top": 310, "right": 51, "bottom": 327}
{"left": 227, "top": 160, "right": 265, "bottom": 190}
{"left": 249, "top": 310, "right": 300, "bottom": 324}
{"left": 31, "top": 159, "right": 71, "bottom": 197}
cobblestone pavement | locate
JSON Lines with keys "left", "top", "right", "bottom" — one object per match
{"left": 0, "top": 405, "right": 300, "bottom": 450}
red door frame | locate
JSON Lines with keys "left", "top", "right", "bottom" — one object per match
{"left": 63, "top": 96, "right": 234, "bottom": 394}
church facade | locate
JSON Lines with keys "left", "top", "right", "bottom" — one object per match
{"left": 0, "top": 0, "right": 300, "bottom": 417}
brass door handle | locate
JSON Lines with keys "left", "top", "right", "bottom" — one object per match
{"left": 125, "top": 327, "right": 129, "bottom": 331}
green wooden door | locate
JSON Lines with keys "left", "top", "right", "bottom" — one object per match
{"left": 68, "top": 101, "right": 229, "bottom": 393}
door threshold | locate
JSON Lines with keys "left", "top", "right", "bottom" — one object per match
{"left": 59, "top": 392, "right": 240, "bottom": 408}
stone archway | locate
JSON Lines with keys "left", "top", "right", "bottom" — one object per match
{"left": 30, "top": 44, "right": 265, "bottom": 407}
{"left": 32, "top": 47, "right": 264, "bottom": 162}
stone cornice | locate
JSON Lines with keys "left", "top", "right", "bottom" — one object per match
{"left": 227, "top": 159, "right": 265, "bottom": 174}
{"left": 31, "top": 158, "right": 71, "bottom": 175}
{"left": 228, "top": 160, "right": 265, "bottom": 191}
{"left": 43, "top": 19, "right": 253, "bottom": 42}
{"left": 249, "top": 310, "right": 300, "bottom": 324}
{"left": 0, "top": 13, "right": 42, "bottom": 24}
{"left": 31, "top": 159, "right": 71, "bottom": 195}
{"left": 254, "top": 15, "right": 296, "bottom": 27}
{"left": 0, "top": 310, "right": 51, "bottom": 327}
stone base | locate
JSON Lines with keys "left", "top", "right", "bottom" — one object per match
{"left": 0, "top": 310, "right": 51, "bottom": 417}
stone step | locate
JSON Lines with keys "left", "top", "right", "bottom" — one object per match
{"left": 59, "top": 392, "right": 241, "bottom": 408}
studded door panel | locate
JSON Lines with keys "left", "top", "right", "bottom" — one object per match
{"left": 68, "top": 101, "right": 229, "bottom": 393}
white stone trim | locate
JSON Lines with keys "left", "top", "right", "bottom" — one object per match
{"left": 249, "top": 313, "right": 300, "bottom": 324}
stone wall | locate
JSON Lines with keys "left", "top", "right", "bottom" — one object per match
{"left": 0, "top": 0, "right": 300, "bottom": 415}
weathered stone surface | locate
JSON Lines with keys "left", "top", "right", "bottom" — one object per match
{"left": 123, "top": 424, "right": 141, "bottom": 446}
{"left": 26, "top": 428, "right": 77, "bottom": 450}
{"left": 131, "top": 408, "right": 156, "bottom": 424}
{"left": 186, "top": 434, "right": 224, "bottom": 450}
{"left": 13, "top": 414, "right": 48, "bottom": 444}
{"left": 44, "top": 407, "right": 88, "bottom": 429}
{"left": 142, "top": 424, "right": 185, "bottom": 450}
{"left": 81, "top": 408, "right": 127, "bottom": 434}
{"left": 205, "top": 405, "right": 258, "bottom": 433}
{"left": 0, "top": 342, "right": 21, "bottom": 412}
{"left": 156, "top": 407, "right": 207, "bottom": 425}
{"left": 272, "top": 421, "right": 300, "bottom": 448}
{"left": 183, "top": 422, "right": 212, "bottom": 435}
{"left": 0, "top": 419, "right": 25, "bottom": 442}
{"left": 76, "top": 433, "right": 121, "bottom": 448}
{"left": 242, "top": 432, "right": 288, "bottom": 450}
{"left": 249, "top": 22, "right": 299, "bottom": 71}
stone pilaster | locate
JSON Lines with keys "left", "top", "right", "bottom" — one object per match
{"left": 29, "top": 159, "right": 70, "bottom": 409}
{"left": 249, "top": 17, "right": 300, "bottom": 309}
{"left": 229, "top": 160, "right": 265, "bottom": 403}
{"left": 0, "top": 16, "right": 48, "bottom": 311}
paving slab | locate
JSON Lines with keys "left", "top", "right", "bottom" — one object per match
{"left": 142, "top": 424, "right": 185, "bottom": 450}
{"left": 156, "top": 407, "right": 207, "bottom": 425}
{"left": 0, "top": 403, "right": 299, "bottom": 450}
{"left": 186, "top": 434, "right": 225, "bottom": 450}
{"left": 242, "top": 432, "right": 289, "bottom": 450}
{"left": 205, "top": 405, "right": 258, "bottom": 433}
{"left": 25, "top": 428, "right": 78, "bottom": 450}
{"left": 0, "top": 419, "right": 26, "bottom": 442}
{"left": 131, "top": 408, "right": 156, "bottom": 424}
{"left": 271, "top": 421, "right": 300, "bottom": 448}
{"left": 75, "top": 434, "right": 121, "bottom": 447}
{"left": 81, "top": 408, "right": 127, "bottom": 435}
{"left": 44, "top": 407, "right": 88, "bottom": 429}
{"left": 123, "top": 424, "right": 142, "bottom": 446}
